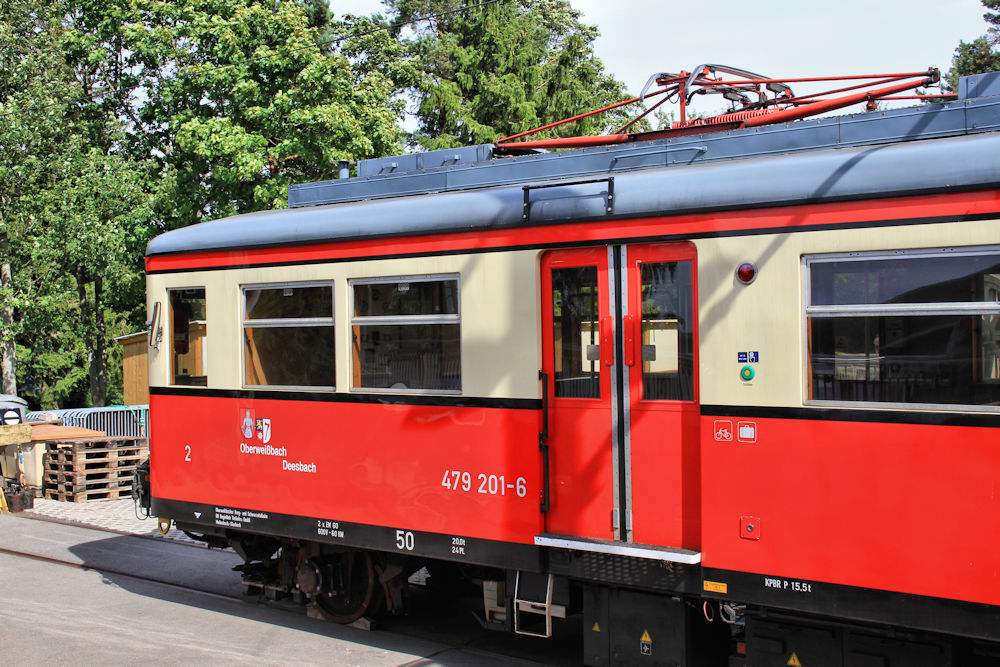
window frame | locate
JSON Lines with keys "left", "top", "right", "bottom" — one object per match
{"left": 349, "top": 273, "right": 462, "bottom": 395}
{"left": 802, "top": 246, "right": 1000, "bottom": 412}
{"left": 167, "top": 286, "right": 208, "bottom": 386}
{"left": 241, "top": 280, "right": 336, "bottom": 391}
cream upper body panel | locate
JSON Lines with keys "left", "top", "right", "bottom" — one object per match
{"left": 149, "top": 217, "right": 1000, "bottom": 405}
{"left": 695, "top": 218, "right": 1000, "bottom": 408}
{"left": 147, "top": 250, "right": 542, "bottom": 399}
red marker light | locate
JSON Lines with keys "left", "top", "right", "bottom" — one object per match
{"left": 736, "top": 262, "right": 757, "bottom": 285}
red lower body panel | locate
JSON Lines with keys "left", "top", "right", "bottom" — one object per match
{"left": 701, "top": 413, "right": 1000, "bottom": 607}
{"left": 150, "top": 394, "right": 543, "bottom": 545}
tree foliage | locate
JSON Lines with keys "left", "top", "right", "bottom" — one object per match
{"left": 944, "top": 0, "right": 1000, "bottom": 90}
{"left": 386, "top": 0, "right": 632, "bottom": 149}
{"left": 0, "top": 0, "right": 93, "bottom": 405}
{"left": 2, "top": 0, "right": 409, "bottom": 408}
{"left": 2, "top": 0, "right": 629, "bottom": 409}
{"left": 129, "top": 0, "right": 407, "bottom": 227}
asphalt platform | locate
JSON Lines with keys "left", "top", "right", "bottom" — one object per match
{"left": 20, "top": 496, "right": 204, "bottom": 546}
{"left": 2, "top": 498, "right": 573, "bottom": 665}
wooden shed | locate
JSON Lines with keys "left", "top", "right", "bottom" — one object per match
{"left": 115, "top": 332, "right": 149, "bottom": 405}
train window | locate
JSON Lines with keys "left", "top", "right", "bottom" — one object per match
{"left": 551, "top": 266, "right": 601, "bottom": 398}
{"left": 242, "top": 283, "right": 335, "bottom": 389}
{"left": 350, "top": 276, "right": 460, "bottom": 392}
{"left": 805, "top": 248, "right": 1000, "bottom": 408}
{"left": 640, "top": 261, "right": 694, "bottom": 401}
{"left": 169, "top": 288, "right": 207, "bottom": 386}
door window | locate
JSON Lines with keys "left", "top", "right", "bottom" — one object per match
{"left": 639, "top": 261, "right": 694, "bottom": 401}
{"left": 551, "top": 266, "right": 601, "bottom": 398}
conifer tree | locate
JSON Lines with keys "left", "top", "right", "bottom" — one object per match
{"left": 944, "top": 0, "right": 1000, "bottom": 90}
{"left": 386, "top": 0, "right": 632, "bottom": 149}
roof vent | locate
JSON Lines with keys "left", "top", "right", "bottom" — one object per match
{"left": 959, "top": 71, "right": 1000, "bottom": 100}
{"left": 357, "top": 144, "right": 494, "bottom": 177}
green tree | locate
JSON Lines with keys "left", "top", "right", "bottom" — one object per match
{"left": 1, "top": 113, "right": 146, "bottom": 408}
{"left": 386, "top": 0, "right": 632, "bottom": 150}
{"left": 3, "top": 136, "right": 146, "bottom": 409}
{"left": 944, "top": 0, "right": 1000, "bottom": 91}
{"left": 3, "top": 0, "right": 409, "bottom": 409}
{"left": 34, "top": 140, "right": 149, "bottom": 406}
{"left": 0, "top": 0, "right": 79, "bottom": 402}
{"left": 0, "top": 0, "right": 155, "bottom": 408}
{"left": 130, "top": 0, "right": 406, "bottom": 229}
{"left": 984, "top": 0, "right": 1000, "bottom": 28}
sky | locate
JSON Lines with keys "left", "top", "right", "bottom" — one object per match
{"left": 330, "top": 0, "right": 993, "bottom": 114}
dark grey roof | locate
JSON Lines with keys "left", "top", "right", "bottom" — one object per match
{"left": 146, "top": 130, "right": 1000, "bottom": 258}
{"left": 288, "top": 93, "right": 1000, "bottom": 208}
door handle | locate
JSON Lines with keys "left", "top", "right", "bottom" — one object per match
{"left": 623, "top": 314, "right": 635, "bottom": 366}
{"left": 600, "top": 315, "right": 614, "bottom": 367}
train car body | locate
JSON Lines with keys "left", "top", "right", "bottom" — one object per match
{"left": 145, "top": 72, "right": 1000, "bottom": 665}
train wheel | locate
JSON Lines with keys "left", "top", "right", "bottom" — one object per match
{"left": 314, "top": 551, "right": 380, "bottom": 624}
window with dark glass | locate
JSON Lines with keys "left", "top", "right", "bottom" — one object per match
{"left": 640, "top": 261, "right": 694, "bottom": 401}
{"left": 551, "top": 267, "right": 600, "bottom": 398}
{"left": 351, "top": 276, "right": 460, "bottom": 392}
{"left": 170, "top": 288, "right": 207, "bottom": 386}
{"left": 806, "top": 249, "right": 1000, "bottom": 407}
{"left": 243, "top": 283, "right": 334, "bottom": 388}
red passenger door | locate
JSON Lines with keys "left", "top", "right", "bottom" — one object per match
{"left": 540, "top": 247, "right": 615, "bottom": 540}
{"left": 625, "top": 244, "right": 699, "bottom": 549}
{"left": 540, "top": 243, "right": 699, "bottom": 554}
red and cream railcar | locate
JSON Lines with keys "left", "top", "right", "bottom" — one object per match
{"left": 145, "top": 72, "right": 1000, "bottom": 665}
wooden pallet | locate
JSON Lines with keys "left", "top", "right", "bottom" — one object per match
{"left": 42, "top": 437, "right": 147, "bottom": 503}
{"left": 46, "top": 451, "right": 145, "bottom": 474}
{"left": 43, "top": 486, "right": 134, "bottom": 502}
{"left": 44, "top": 469, "right": 137, "bottom": 489}
{"left": 45, "top": 438, "right": 146, "bottom": 468}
